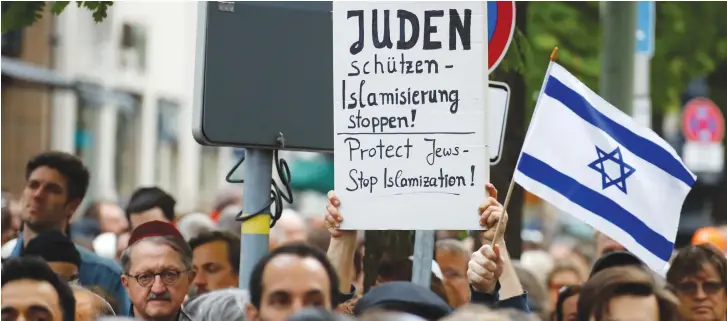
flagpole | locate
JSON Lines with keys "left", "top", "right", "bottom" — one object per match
{"left": 491, "top": 47, "right": 559, "bottom": 246}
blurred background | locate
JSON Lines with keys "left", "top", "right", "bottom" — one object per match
{"left": 2, "top": 1, "right": 726, "bottom": 259}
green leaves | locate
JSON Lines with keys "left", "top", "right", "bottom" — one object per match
{"left": 79, "top": 1, "right": 113, "bottom": 22}
{"left": 1, "top": 1, "right": 113, "bottom": 34}
{"left": 503, "top": 1, "right": 727, "bottom": 116}
{"left": 1, "top": 1, "right": 46, "bottom": 34}
{"left": 50, "top": 1, "right": 70, "bottom": 15}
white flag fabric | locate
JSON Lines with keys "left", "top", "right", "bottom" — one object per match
{"left": 514, "top": 62, "right": 696, "bottom": 272}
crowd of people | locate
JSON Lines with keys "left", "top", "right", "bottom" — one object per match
{"left": 2, "top": 150, "right": 727, "bottom": 321}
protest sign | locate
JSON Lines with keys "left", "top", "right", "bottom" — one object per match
{"left": 333, "top": 2, "right": 488, "bottom": 230}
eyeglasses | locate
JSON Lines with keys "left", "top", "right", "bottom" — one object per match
{"left": 127, "top": 270, "right": 189, "bottom": 287}
{"left": 676, "top": 281, "right": 725, "bottom": 296}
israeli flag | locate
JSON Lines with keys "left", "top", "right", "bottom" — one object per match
{"left": 514, "top": 62, "right": 696, "bottom": 272}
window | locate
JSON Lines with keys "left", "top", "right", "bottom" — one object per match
{"left": 119, "top": 23, "right": 147, "bottom": 72}
{"left": 155, "top": 99, "right": 180, "bottom": 194}
{"left": 115, "top": 93, "right": 141, "bottom": 200}
{"left": 199, "top": 146, "right": 221, "bottom": 209}
{"left": 75, "top": 98, "right": 99, "bottom": 171}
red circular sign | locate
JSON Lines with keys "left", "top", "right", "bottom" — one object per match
{"left": 487, "top": 1, "right": 516, "bottom": 72}
{"left": 682, "top": 97, "right": 725, "bottom": 142}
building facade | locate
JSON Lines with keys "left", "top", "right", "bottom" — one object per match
{"left": 1, "top": 6, "right": 56, "bottom": 194}
{"left": 51, "top": 2, "right": 235, "bottom": 212}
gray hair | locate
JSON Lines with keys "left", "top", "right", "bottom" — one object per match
{"left": 180, "top": 288, "right": 250, "bottom": 321}
{"left": 120, "top": 236, "right": 193, "bottom": 274}
{"left": 435, "top": 239, "right": 469, "bottom": 256}
{"left": 217, "top": 205, "right": 243, "bottom": 237}
{"left": 176, "top": 213, "right": 217, "bottom": 241}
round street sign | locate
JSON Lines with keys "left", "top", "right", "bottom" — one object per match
{"left": 487, "top": 1, "right": 516, "bottom": 72}
{"left": 682, "top": 97, "right": 725, "bottom": 143}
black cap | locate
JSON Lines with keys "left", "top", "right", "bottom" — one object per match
{"left": 23, "top": 230, "right": 81, "bottom": 267}
{"left": 589, "top": 251, "right": 645, "bottom": 278}
{"left": 353, "top": 281, "right": 452, "bottom": 319}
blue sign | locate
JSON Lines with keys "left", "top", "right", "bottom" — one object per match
{"left": 635, "top": 1, "right": 655, "bottom": 56}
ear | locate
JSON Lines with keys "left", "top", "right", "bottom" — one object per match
{"left": 65, "top": 198, "right": 82, "bottom": 217}
{"left": 121, "top": 275, "right": 130, "bottom": 290}
{"left": 245, "top": 303, "right": 259, "bottom": 321}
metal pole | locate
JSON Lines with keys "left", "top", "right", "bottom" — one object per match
{"left": 411, "top": 230, "right": 435, "bottom": 287}
{"left": 601, "top": 1, "right": 637, "bottom": 113}
{"left": 632, "top": 1, "right": 654, "bottom": 128}
{"left": 239, "top": 148, "right": 274, "bottom": 289}
{"left": 633, "top": 54, "right": 651, "bottom": 128}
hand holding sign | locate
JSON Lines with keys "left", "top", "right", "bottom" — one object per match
{"left": 325, "top": 190, "right": 351, "bottom": 239}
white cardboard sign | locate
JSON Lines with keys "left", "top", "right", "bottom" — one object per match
{"left": 333, "top": 1, "right": 488, "bottom": 230}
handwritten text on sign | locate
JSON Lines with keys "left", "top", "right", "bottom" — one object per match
{"left": 333, "top": 2, "right": 488, "bottom": 230}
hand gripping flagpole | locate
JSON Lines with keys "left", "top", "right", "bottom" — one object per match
{"left": 491, "top": 47, "right": 559, "bottom": 246}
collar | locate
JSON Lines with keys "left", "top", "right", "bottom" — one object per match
{"left": 129, "top": 305, "right": 189, "bottom": 321}
{"left": 10, "top": 233, "right": 25, "bottom": 256}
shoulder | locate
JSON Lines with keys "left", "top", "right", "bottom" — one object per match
{"left": 76, "top": 245, "right": 124, "bottom": 276}
{"left": 1, "top": 238, "right": 18, "bottom": 258}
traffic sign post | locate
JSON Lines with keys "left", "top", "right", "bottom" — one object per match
{"left": 682, "top": 97, "right": 725, "bottom": 175}
{"left": 635, "top": 1, "right": 655, "bottom": 57}
{"left": 632, "top": 1, "right": 654, "bottom": 128}
{"left": 682, "top": 98, "right": 725, "bottom": 143}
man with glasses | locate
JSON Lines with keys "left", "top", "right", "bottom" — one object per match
{"left": 120, "top": 221, "right": 194, "bottom": 320}
{"left": 667, "top": 244, "right": 727, "bottom": 321}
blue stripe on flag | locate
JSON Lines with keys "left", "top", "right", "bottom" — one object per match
{"left": 544, "top": 77, "right": 695, "bottom": 187}
{"left": 517, "top": 152, "right": 674, "bottom": 262}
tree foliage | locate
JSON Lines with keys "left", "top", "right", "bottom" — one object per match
{"left": 504, "top": 1, "right": 727, "bottom": 118}
{"left": 1, "top": 1, "right": 112, "bottom": 34}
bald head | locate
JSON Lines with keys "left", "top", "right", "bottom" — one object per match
{"left": 270, "top": 209, "right": 307, "bottom": 249}
{"left": 71, "top": 285, "right": 115, "bottom": 321}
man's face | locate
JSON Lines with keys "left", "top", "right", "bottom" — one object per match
{"left": 121, "top": 240, "right": 193, "bottom": 320}
{"left": 605, "top": 294, "right": 659, "bottom": 321}
{"left": 674, "top": 263, "right": 727, "bottom": 321}
{"left": 192, "top": 240, "right": 239, "bottom": 295}
{"left": 129, "top": 208, "right": 170, "bottom": 230}
{"left": 98, "top": 202, "right": 128, "bottom": 234}
{"left": 435, "top": 249, "right": 470, "bottom": 307}
{"left": 245, "top": 254, "right": 332, "bottom": 321}
{"left": 47, "top": 261, "right": 80, "bottom": 283}
{"left": 2, "top": 279, "right": 64, "bottom": 321}
{"left": 21, "top": 166, "right": 78, "bottom": 232}
{"left": 562, "top": 294, "right": 579, "bottom": 321}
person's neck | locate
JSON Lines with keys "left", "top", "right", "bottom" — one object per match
{"left": 134, "top": 307, "right": 180, "bottom": 321}
{"left": 22, "top": 227, "right": 38, "bottom": 247}
{"left": 21, "top": 224, "right": 66, "bottom": 247}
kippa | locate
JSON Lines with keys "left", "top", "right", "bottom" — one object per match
{"left": 128, "top": 220, "right": 186, "bottom": 248}
{"left": 354, "top": 281, "right": 452, "bottom": 319}
{"left": 590, "top": 251, "right": 645, "bottom": 278}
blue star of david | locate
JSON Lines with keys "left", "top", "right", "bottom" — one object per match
{"left": 587, "top": 146, "right": 636, "bottom": 194}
